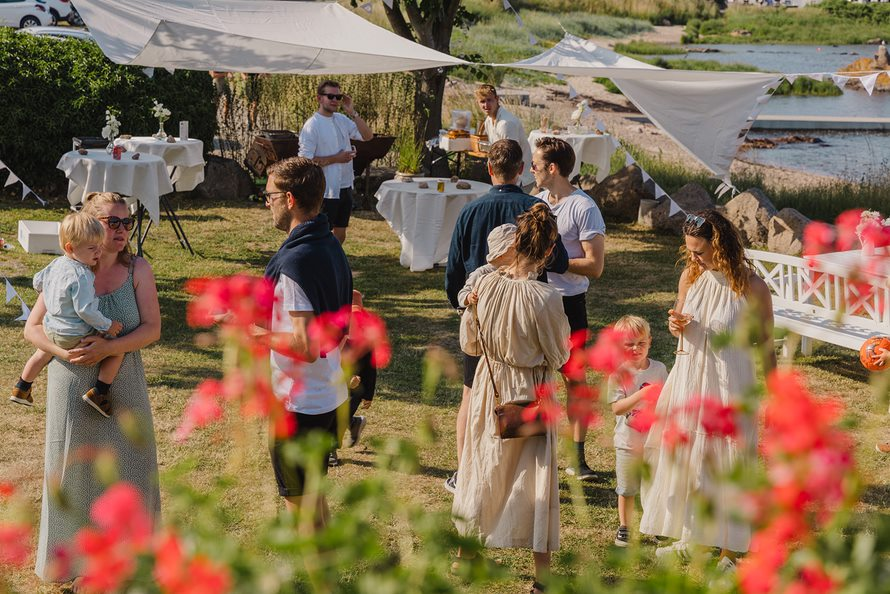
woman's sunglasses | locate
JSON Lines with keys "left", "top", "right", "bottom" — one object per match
{"left": 99, "top": 216, "right": 135, "bottom": 231}
{"left": 685, "top": 214, "right": 706, "bottom": 229}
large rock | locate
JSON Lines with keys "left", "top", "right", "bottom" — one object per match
{"left": 194, "top": 155, "right": 255, "bottom": 202}
{"left": 724, "top": 188, "right": 777, "bottom": 246}
{"left": 589, "top": 165, "right": 652, "bottom": 223}
{"left": 640, "top": 182, "right": 714, "bottom": 234}
{"left": 768, "top": 208, "right": 811, "bottom": 255}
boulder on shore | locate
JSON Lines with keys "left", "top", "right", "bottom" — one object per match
{"left": 589, "top": 165, "right": 653, "bottom": 223}
{"left": 640, "top": 182, "right": 714, "bottom": 234}
{"left": 724, "top": 188, "right": 777, "bottom": 246}
{"left": 839, "top": 49, "right": 890, "bottom": 92}
{"left": 195, "top": 156, "right": 255, "bottom": 202}
{"left": 768, "top": 208, "right": 811, "bottom": 255}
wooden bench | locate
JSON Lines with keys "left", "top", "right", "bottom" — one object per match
{"left": 746, "top": 248, "right": 889, "bottom": 356}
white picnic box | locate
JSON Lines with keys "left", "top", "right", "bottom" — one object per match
{"left": 18, "top": 220, "right": 62, "bottom": 255}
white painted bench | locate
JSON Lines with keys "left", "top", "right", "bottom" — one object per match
{"left": 746, "top": 248, "right": 889, "bottom": 356}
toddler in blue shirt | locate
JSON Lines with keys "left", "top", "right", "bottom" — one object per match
{"left": 11, "top": 212, "right": 123, "bottom": 417}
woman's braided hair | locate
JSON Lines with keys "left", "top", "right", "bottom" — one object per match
{"left": 681, "top": 209, "right": 750, "bottom": 296}
{"left": 514, "top": 202, "right": 558, "bottom": 266}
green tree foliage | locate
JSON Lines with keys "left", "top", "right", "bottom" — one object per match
{"left": 0, "top": 29, "right": 216, "bottom": 192}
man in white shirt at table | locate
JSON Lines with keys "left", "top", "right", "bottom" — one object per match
{"left": 299, "top": 80, "right": 373, "bottom": 245}
{"left": 476, "top": 84, "right": 533, "bottom": 189}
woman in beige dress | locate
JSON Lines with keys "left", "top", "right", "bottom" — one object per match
{"left": 453, "top": 203, "right": 571, "bottom": 594}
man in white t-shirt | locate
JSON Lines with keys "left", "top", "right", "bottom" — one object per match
{"left": 298, "top": 80, "right": 373, "bottom": 245}
{"left": 531, "top": 136, "right": 606, "bottom": 482}
{"left": 476, "top": 84, "right": 533, "bottom": 188}
{"left": 262, "top": 157, "right": 353, "bottom": 531}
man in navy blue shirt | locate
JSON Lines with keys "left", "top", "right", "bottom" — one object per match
{"left": 442, "top": 139, "right": 569, "bottom": 494}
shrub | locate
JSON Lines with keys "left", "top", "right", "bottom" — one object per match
{"left": 0, "top": 28, "right": 216, "bottom": 195}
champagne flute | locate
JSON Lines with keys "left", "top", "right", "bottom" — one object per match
{"left": 670, "top": 309, "right": 693, "bottom": 355}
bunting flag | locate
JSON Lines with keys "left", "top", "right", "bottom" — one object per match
{"left": 514, "top": 12, "right": 524, "bottom": 28}
{"left": 861, "top": 73, "right": 879, "bottom": 96}
{"left": 595, "top": 120, "right": 606, "bottom": 133}
{"left": 668, "top": 197, "right": 683, "bottom": 216}
{"left": 142, "top": 67, "right": 155, "bottom": 78}
{"left": 360, "top": 1, "right": 372, "bottom": 13}
{"left": 624, "top": 153, "right": 635, "bottom": 167}
{"left": 528, "top": 32, "right": 538, "bottom": 46}
{"left": 15, "top": 298, "right": 30, "bottom": 322}
{"left": 555, "top": 74, "right": 565, "bottom": 81}
{"left": 1, "top": 156, "right": 47, "bottom": 205}
{"left": 784, "top": 75, "right": 798, "bottom": 85}
{"left": 654, "top": 185, "right": 668, "bottom": 200}
{"left": 502, "top": 0, "right": 511, "bottom": 8}
{"left": 609, "top": 136, "right": 620, "bottom": 149}
{"left": 715, "top": 179, "right": 736, "bottom": 200}
{"left": 805, "top": 73, "right": 824, "bottom": 82}
{"left": 5, "top": 279, "right": 15, "bottom": 304}
{"left": 383, "top": 0, "right": 393, "bottom": 7}
{"left": 831, "top": 74, "right": 851, "bottom": 89}
{"left": 567, "top": 84, "right": 578, "bottom": 99}
{"left": 164, "top": 67, "right": 176, "bottom": 75}
{"left": 641, "top": 170, "right": 651, "bottom": 183}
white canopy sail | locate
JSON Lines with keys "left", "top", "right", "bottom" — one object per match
{"left": 73, "top": 0, "right": 468, "bottom": 74}
{"left": 499, "top": 34, "right": 782, "bottom": 178}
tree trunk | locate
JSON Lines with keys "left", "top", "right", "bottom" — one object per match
{"left": 416, "top": 68, "right": 447, "bottom": 142}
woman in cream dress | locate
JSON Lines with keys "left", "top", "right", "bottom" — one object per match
{"left": 453, "top": 203, "right": 570, "bottom": 594}
{"left": 640, "top": 210, "right": 775, "bottom": 568}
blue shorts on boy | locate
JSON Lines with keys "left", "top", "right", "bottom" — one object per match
{"left": 609, "top": 358, "right": 668, "bottom": 496}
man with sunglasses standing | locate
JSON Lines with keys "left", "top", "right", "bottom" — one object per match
{"left": 298, "top": 80, "right": 373, "bottom": 245}
{"left": 531, "top": 137, "right": 605, "bottom": 482}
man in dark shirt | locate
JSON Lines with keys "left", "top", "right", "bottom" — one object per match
{"left": 442, "top": 139, "right": 569, "bottom": 493}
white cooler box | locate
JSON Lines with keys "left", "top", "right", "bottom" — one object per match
{"left": 440, "top": 136, "right": 471, "bottom": 152}
{"left": 18, "top": 220, "right": 62, "bottom": 255}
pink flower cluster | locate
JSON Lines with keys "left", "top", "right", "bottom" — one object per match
{"left": 177, "top": 276, "right": 391, "bottom": 442}
{"left": 0, "top": 482, "right": 30, "bottom": 568}
{"left": 74, "top": 483, "right": 231, "bottom": 593}
{"left": 738, "top": 370, "right": 854, "bottom": 594}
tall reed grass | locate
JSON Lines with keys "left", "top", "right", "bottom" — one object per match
{"left": 513, "top": 0, "right": 718, "bottom": 24}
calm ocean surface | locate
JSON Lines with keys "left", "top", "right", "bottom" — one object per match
{"left": 647, "top": 44, "right": 890, "bottom": 180}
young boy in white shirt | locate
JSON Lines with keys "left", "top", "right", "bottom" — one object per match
{"left": 11, "top": 212, "right": 123, "bottom": 417}
{"left": 608, "top": 315, "right": 667, "bottom": 547}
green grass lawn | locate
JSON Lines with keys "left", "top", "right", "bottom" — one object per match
{"left": 1, "top": 195, "right": 889, "bottom": 592}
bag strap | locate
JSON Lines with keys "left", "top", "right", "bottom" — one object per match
{"left": 472, "top": 303, "right": 501, "bottom": 406}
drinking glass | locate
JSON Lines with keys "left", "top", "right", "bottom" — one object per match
{"left": 672, "top": 311, "right": 693, "bottom": 355}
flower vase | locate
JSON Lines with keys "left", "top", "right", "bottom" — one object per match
{"left": 153, "top": 121, "right": 167, "bottom": 140}
{"left": 105, "top": 140, "right": 114, "bottom": 154}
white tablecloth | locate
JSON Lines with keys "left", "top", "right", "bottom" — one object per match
{"left": 376, "top": 177, "right": 491, "bottom": 272}
{"left": 57, "top": 150, "right": 174, "bottom": 224}
{"left": 115, "top": 136, "right": 205, "bottom": 191}
{"left": 527, "top": 131, "right": 616, "bottom": 182}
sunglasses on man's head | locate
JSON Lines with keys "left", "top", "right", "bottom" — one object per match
{"left": 321, "top": 93, "right": 344, "bottom": 100}
{"left": 685, "top": 214, "right": 706, "bottom": 229}
{"left": 99, "top": 216, "right": 135, "bottom": 231}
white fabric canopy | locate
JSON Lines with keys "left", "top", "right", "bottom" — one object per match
{"left": 500, "top": 35, "right": 783, "bottom": 178}
{"left": 74, "top": 0, "right": 467, "bottom": 74}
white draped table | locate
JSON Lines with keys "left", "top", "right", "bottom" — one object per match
{"left": 114, "top": 137, "right": 205, "bottom": 254}
{"left": 115, "top": 137, "right": 205, "bottom": 191}
{"left": 376, "top": 177, "right": 491, "bottom": 272}
{"left": 57, "top": 149, "right": 172, "bottom": 225}
{"left": 527, "top": 130, "right": 616, "bottom": 182}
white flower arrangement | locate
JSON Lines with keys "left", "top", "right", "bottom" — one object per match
{"left": 101, "top": 109, "right": 120, "bottom": 142}
{"left": 856, "top": 210, "right": 890, "bottom": 246}
{"left": 151, "top": 100, "right": 171, "bottom": 123}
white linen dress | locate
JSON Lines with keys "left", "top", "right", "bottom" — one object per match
{"left": 452, "top": 270, "right": 570, "bottom": 553}
{"left": 639, "top": 270, "right": 756, "bottom": 553}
